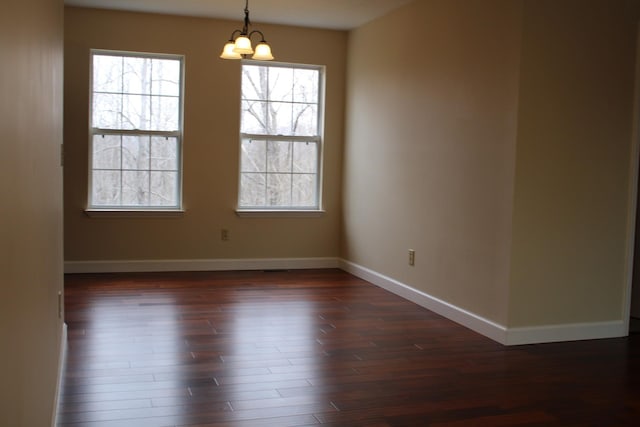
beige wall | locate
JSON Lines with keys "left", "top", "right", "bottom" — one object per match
{"left": 64, "top": 0, "right": 639, "bottom": 335}
{"left": 64, "top": 7, "right": 347, "bottom": 261}
{"left": 343, "top": 0, "right": 523, "bottom": 325}
{"left": 343, "top": 0, "right": 638, "bottom": 329}
{"left": 0, "top": 0, "right": 65, "bottom": 425}
{"left": 508, "top": 0, "right": 638, "bottom": 326}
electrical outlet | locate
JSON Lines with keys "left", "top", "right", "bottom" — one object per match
{"left": 408, "top": 249, "right": 415, "bottom": 266}
{"left": 221, "top": 229, "right": 230, "bottom": 241}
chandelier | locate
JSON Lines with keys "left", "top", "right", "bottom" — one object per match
{"left": 220, "top": 0, "right": 274, "bottom": 61}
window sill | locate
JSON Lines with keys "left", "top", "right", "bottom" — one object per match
{"left": 235, "top": 209, "right": 325, "bottom": 218}
{"left": 84, "top": 209, "right": 185, "bottom": 218}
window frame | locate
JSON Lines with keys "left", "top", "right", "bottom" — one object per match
{"left": 236, "top": 60, "right": 326, "bottom": 216}
{"left": 86, "top": 49, "right": 185, "bottom": 214}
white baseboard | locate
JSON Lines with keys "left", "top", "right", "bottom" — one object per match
{"left": 51, "top": 322, "right": 67, "bottom": 427}
{"left": 339, "top": 259, "right": 509, "bottom": 344}
{"left": 64, "top": 257, "right": 340, "bottom": 274}
{"left": 339, "top": 259, "right": 628, "bottom": 346}
{"left": 505, "top": 320, "right": 627, "bottom": 345}
{"left": 64, "top": 257, "right": 629, "bottom": 345}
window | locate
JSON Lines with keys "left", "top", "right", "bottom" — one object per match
{"left": 89, "top": 50, "right": 183, "bottom": 210}
{"left": 238, "top": 62, "right": 324, "bottom": 211}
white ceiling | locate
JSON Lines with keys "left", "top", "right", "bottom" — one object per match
{"left": 64, "top": 0, "right": 414, "bottom": 30}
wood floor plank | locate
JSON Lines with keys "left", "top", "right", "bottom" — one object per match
{"left": 58, "top": 269, "right": 640, "bottom": 426}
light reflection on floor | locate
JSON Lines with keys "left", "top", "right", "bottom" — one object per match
{"left": 62, "top": 289, "right": 190, "bottom": 421}
{"left": 60, "top": 272, "right": 358, "bottom": 425}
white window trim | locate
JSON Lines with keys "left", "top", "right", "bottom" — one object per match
{"left": 235, "top": 209, "right": 325, "bottom": 218}
{"left": 85, "top": 209, "right": 186, "bottom": 219}
{"left": 236, "top": 60, "right": 326, "bottom": 216}
{"left": 86, "top": 49, "right": 185, "bottom": 214}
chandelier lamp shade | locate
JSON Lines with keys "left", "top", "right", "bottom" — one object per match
{"left": 220, "top": 0, "right": 274, "bottom": 61}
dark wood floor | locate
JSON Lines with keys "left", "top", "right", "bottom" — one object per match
{"left": 58, "top": 269, "right": 640, "bottom": 426}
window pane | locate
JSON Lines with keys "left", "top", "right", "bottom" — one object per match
{"left": 93, "top": 55, "right": 122, "bottom": 93}
{"left": 122, "top": 170, "right": 149, "bottom": 205}
{"left": 241, "top": 100, "right": 268, "bottom": 134}
{"left": 242, "top": 65, "right": 266, "bottom": 101}
{"left": 122, "top": 135, "right": 150, "bottom": 170}
{"left": 268, "top": 102, "right": 293, "bottom": 135}
{"left": 91, "top": 134, "right": 180, "bottom": 207}
{"left": 150, "top": 171, "right": 177, "bottom": 206}
{"left": 293, "top": 142, "right": 317, "bottom": 173}
{"left": 92, "top": 170, "right": 120, "bottom": 205}
{"left": 121, "top": 94, "right": 151, "bottom": 130}
{"left": 151, "top": 137, "right": 177, "bottom": 170}
{"left": 151, "top": 95, "right": 180, "bottom": 131}
{"left": 92, "top": 54, "right": 182, "bottom": 133}
{"left": 93, "top": 134, "right": 121, "bottom": 169}
{"left": 241, "top": 139, "right": 266, "bottom": 172}
{"left": 292, "top": 174, "right": 317, "bottom": 207}
{"left": 267, "top": 173, "right": 292, "bottom": 206}
{"left": 151, "top": 59, "right": 181, "bottom": 96}
{"left": 267, "top": 141, "right": 292, "bottom": 173}
{"left": 293, "top": 68, "right": 319, "bottom": 103}
{"left": 92, "top": 93, "right": 122, "bottom": 129}
{"left": 268, "top": 67, "right": 293, "bottom": 102}
{"left": 240, "top": 173, "right": 266, "bottom": 206}
{"left": 122, "top": 56, "right": 151, "bottom": 95}
{"left": 292, "top": 103, "right": 318, "bottom": 136}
